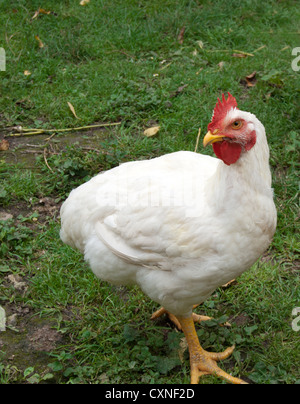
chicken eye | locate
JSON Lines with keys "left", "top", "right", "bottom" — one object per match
{"left": 231, "top": 120, "right": 243, "bottom": 130}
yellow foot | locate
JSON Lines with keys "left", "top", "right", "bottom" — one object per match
{"left": 189, "top": 345, "right": 247, "bottom": 384}
{"left": 151, "top": 306, "right": 211, "bottom": 330}
{"left": 177, "top": 315, "right": 247, "bottom": 384}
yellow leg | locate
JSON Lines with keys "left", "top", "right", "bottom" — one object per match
{"left": 177, "top": 315, "right": 247, "bottom": 384}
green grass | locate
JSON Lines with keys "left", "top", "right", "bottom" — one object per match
{"left": 0, "top": 0, "right": 299, "bottom": 384}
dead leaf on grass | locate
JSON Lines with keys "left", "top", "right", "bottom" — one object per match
{"left": 196, "top": 40, "right": 204, "bottom": 49}
{"left": 245, "top": 71, "right": 257, "bottom": 87}
{"left": 232, "top": 50, "right": 254, "bottom": 58}
{"left": 143, "top": 126, "right": 160, "bottom": 137}
{"left": 80, "top": 0, "right": 90, "bottom": 5}
{"left": 232, "top": 53, "right": 247, "bottom": 58}
{"left": 24, "top": 70, "right": 31, "bottom": 76}
{"left": 178, "top": 26, "right": 185, "bottom": 44}
{"left": 170, "top": 83, "right": 188, "bottom": 98}
{"left": 177, "top": 84, "right": 188, "bottom": 93}
{"left": 39, "top": 8, "right": 52, "bottom": 15}
{"left": 35, "top": 35, "right": 44, "bottom": 48}
{"left": 67, "top": 102, "right": 80, "bottom": 119}
{"left": 218, "top": 61, "right": 225, "bottom": 70}
{"left": 0, "top": 139, "right": 9, "bottom": 151}
{"left": 32, "top": 8, "right": 52, "bottom": 20}
{"left": 222, "top": 279, "right": 237, "bottom": 288}
{"left": 32, "top": 10, "right": 40, "bottom": 20}
{"left": 240, "top": 71, "right": 257, "bottom": 89}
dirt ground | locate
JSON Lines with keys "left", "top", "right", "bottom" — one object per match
{"left": 1, "top": 126, "right": 110, "bottom": 167}
{"left": 0, "top": 301, "right": 63, "bottom": 381}
{"left": 0, "top": 132, "right": 68, "bottom": 382}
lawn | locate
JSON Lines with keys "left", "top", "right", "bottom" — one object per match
{"left": 0, "top": 0, "right": 299, "bottom": 384}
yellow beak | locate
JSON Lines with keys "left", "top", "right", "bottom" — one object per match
{"left": 203, "top": 130, "right": 226, "bottom": 147}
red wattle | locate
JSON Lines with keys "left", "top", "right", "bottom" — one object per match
{"left": 213, "top": 142, "right": 242, "bottom": 165}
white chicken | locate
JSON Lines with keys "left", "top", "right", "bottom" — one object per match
{"left": 60, "top": 93, "right": 277, "bottom": 384}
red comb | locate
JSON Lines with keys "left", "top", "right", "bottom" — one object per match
{"left": 208, "top": 92, "right": 238, "bottom": 131}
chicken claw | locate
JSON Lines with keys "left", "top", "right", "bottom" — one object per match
{"left": 177, "top": 315, "right": 247, "bottom": 384}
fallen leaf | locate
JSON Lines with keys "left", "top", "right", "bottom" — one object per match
{"left": 178, "top": 26, "right": 185, "bottom": 44}
{"left": 218, "top": 61, "right": 225, "bottom": 70}
{"left": 220, "top": 320, "right": 232, "bottom": 327}
{"left": 80, "top": 0, "right": 90, "bottom": 5}
{"left": 39, "top": 8, "right": 51, "bottom": 15}
{"left": 196, "top": 40, "right": 204, "bottom": 49}
{"left": 177, "top": 84, "right": 188, "bottom": 93}
{"left": 32, "top": 8, "right": 51, "bottom": 19}
{"left": 24, "top": 70, "right": 31, "bottom": 76}
{"left": 265, "top": 93, "right": 272, "bottom": 101}
{"left": 67, "top": 102, "right": 80, "bottom": 119}
{"left": 222, "top": 279, "right": 237, "bottom": 288}
{"left": 170, "top": 83, "right": 188, "bottom": 98}
{"left": 35, "top": 35, "right": 44, "bottom": 48}
{"left": 246, "top": 71, "right": 256, "bottom": 80}
{"left": 232, "top": 53, "right": 247, "bottom": 58}
{"left": 195, "top": 67, "right": 203, "bottom": 75}
{"left": 32, "top": 10, "right": 40, "bottom": 19}
{"left": 245, "top": 71, "right": 257, "bottom": 87}
{"left": 0, "top": 139, "right": 9, "bottom": 151}
{"left": 143, "top": 126, "right": 160, "bottom": 137}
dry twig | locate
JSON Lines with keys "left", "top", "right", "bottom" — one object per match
{"left": 43, "top": 147, "right": 53, "bottom": 172}
{"left": 5, "top": 122, "right": 122, "bottom": 138}
{"left": 194, "top": 128, "right": 201, "bottom": 153}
